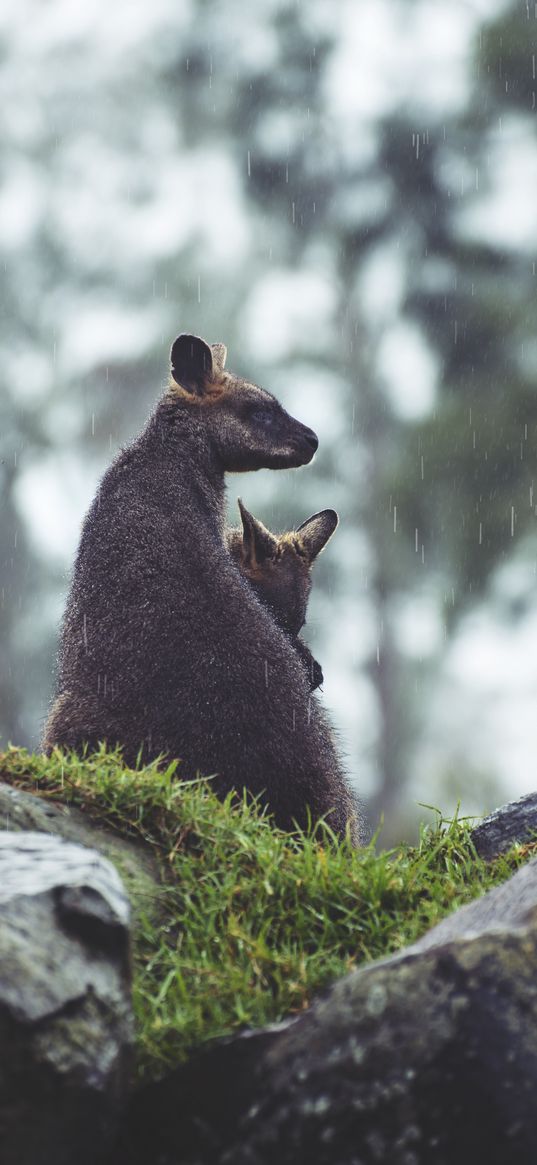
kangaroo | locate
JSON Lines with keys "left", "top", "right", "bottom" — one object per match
{"left": 227, "top": 500, "right": 339, "bottom": 692}
{"left": 43, "top": 334, "right": 359, "bottom": 842}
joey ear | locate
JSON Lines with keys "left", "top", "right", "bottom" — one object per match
{"left": 237, "top": 498, "right": 277, "bottom": 568}
{"left": 211, "top": 342, "right": 227, "bottom": 370}
{"left": 296, "top": 509, "right": 339, "bottom": 562}
{"left": 170, "top": 334, "right": 214, "bottom": 394}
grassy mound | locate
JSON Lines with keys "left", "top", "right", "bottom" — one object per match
{"left": 1, "top": 745, "right": 534, "bottom": 1080}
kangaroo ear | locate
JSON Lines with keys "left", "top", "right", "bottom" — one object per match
{"left": 296, "top": 509, "right": 339, "bottom": 562}
{"left": 238, "top": 498, "right": 277, "bottom": 568}
{"left": 211, "top": 342, "right": 227, "bottom": 370}
{"left": 170, "top": 334, "right": 214, "bottom": 394}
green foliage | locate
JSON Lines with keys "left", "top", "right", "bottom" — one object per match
{"left": 1, "top": 746, "right": 535, "bottom": 1081}
{"left": 480, "top": 5, "right": 537, "bottom": 112}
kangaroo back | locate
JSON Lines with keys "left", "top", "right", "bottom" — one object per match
{"left": 44, "top": 334, "right": 360, "bottom": 843}
{"left": 227, "top": 501, "right": 339, "bottom": 691}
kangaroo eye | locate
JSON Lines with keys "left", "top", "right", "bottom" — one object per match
{"left": 250, "top": 408, "right": 274, "bottom": 426}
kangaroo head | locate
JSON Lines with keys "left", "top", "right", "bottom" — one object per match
{"left": 228, "top": 499, "right": 339, "bottom": 638}
{"left": 169, "top": 334, "right": 318, "bottom": 472}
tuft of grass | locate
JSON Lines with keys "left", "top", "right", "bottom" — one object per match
{"left": 0, "top": 744, "right": 534, "bottom": 1081}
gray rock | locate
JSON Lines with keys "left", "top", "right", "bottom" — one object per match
{"left": 0, "top": 832, "right": 133, "bottom": 1165}
{"left": 120, "top": 859, "right": 537, "bottom": 1165}
{"left": 0, "top": 780, "right": 160, "bottom": 894}
{"left": 6, "top": 779, "right": 537, "bottom": 1163}
{"left": 471, "top": 791, "right": 537, "bottom": 860}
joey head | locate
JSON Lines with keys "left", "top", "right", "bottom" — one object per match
{"left": 228, "top": 501, "right": 339, "bottom": 692}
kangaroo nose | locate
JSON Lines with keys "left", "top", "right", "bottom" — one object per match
{"left": 304, "top": 428, "right": 319, "bottom": 454}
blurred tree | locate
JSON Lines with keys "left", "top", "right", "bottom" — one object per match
{"left": 0, "top": 1, "right": 247, "bottom": 745}
{"left": 363, "top": 3, "right": 537, "bottom": 827}
{"left": 160, "top": 1, "right": 424, "bottom": 832}
{"left": 169, "top": 0, "right": 537, "bottom": 834}
{"left": 2, "top": 0, "right": 536, "bottom": 841}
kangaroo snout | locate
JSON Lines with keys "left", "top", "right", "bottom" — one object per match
{"left": 303, "top": 428, "right": 319, "bottom": 456}
{"left": 292, "top": 425, "right": 319, "bottom": 465}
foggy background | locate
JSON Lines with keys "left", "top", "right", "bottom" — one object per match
{"left": 2, "top": 0, "right": 537, "bottom": 842}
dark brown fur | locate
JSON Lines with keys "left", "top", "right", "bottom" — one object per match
{"left": 227, "top": 501, "right": 339, "bottom": 692}
{"left": 43, "top": 334, "right": 359, "bottom": 842}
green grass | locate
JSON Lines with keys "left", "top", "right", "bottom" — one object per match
{"left": 1, "top": 745, "right": 534, "bottom": 1081}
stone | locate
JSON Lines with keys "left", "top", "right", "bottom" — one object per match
{"left": 471, "top": 792, "right": 537, "bottom": 860}
{"left": 0, "top": 780, "right": 160, "bottom": 892}
{"left": 0, "top": 832, "right": 133, "bottom": 1165}
{"left": 5, "top": 778, "right": 537, "bottom": 1163}
{"left": 118, "top": 859, "right": 537, "bottom": 1165}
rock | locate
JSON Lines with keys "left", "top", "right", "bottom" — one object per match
{"left": 0, "top": 781, "right": 161, "bottom": 896}
{"left": 6, "top": 777, "right": 537, "bottom": 1163}
{"left": 0, "top": 832, "right": 133, "bottom": 1165}
{"left": 471, "top": 792, "right": 537, "bottom": 860}
{"left": 113, "top": 1025, "right": 286, "bottom": 1165}
{"left": 119, "top": 859, "right": 537, "bottom": 1165}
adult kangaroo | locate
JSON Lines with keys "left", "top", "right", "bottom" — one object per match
{"left": 44, "top": 334, "right": 359, "bottom": 841}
